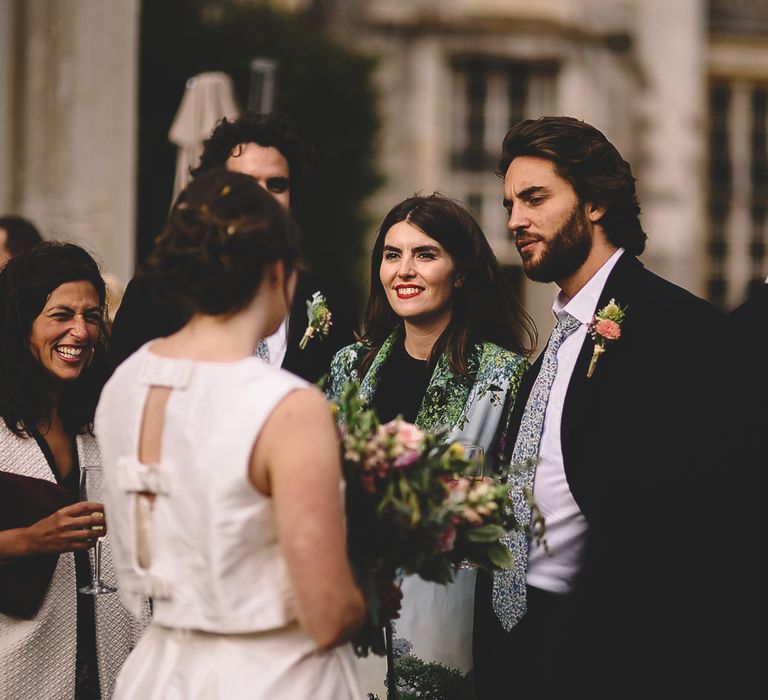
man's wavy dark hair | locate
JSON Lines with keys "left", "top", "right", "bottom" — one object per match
{"left": 0, "top": 242, "right": 109, "bottom": 437}
{"left": 498, "top": 116, "right": 647, "bottom": 255}
{"left": 191, "top": 111, "right": 312, "bottom": 216}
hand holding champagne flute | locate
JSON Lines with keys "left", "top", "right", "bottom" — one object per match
{"left": 78, "top": 465, "right": 117, "bottom": 595}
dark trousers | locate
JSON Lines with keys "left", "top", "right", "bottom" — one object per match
{"left": 473, "top": 570, "right": 737, "bottom": 699}
{"left": 473, "top": 571, "right": 576, "bottom": 699}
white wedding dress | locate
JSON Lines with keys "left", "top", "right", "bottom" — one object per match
{"left": 95, "top": 344, "right": 363, "bottom": 699}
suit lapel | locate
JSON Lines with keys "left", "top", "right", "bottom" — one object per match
{"left": 560, "top": 254, "right": 644, "bottom": 465}
{"left": 282, "top": 269, "right": 315, "bottom": 376}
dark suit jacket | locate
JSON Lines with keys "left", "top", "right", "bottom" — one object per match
{"left": 727, "top": 283, "right": 767, "bottom": 461}
{"left": 724, "top": 283, "right": 765, "bottom": 683}
{"left": 476, "top": 254, "right": 728, "bottom": 693}
{"left": 109, "top": 268, "right": 357, "bottom": 384}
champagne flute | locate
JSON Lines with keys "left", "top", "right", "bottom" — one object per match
{"left": 78, "top": 465, "right": 117, "bottom": 595}
{"left": 462, "top": 443, "right": 485, "bottom": 480}
{"left": 457, "top": 443, "right": 485, "bottom": 570}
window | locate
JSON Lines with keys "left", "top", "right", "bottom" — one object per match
{"left": 451, "top": 57, "right": 557, "bottom": 266}
{"left": 706, "top": 79, "right": 768, "bottom": 307}
{"left": 451, "top": 57, "right": 557, "bottom": 173}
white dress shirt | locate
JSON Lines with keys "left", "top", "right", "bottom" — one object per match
{"left": 526, "top": 248, "right": 624, "bottom": 594}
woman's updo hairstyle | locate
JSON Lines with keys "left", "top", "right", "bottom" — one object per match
{"left": 144, "top": 167, "right": 298, "bottom": 316}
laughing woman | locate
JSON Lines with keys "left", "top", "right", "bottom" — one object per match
{"left": 326, "top": 193, "right": 535, "bottom": 698}
{"left": 0, "top": 242, "right": 145, "bottom": 699}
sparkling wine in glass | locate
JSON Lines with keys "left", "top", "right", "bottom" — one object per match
{"left": 462, "top": 443, "right": 485, "bottom": 480}
{"left": 457, "top": 443, "right": 485, "bottom": 570}
{"left": 78, "top": 465, "right": 117, "bottom": 595}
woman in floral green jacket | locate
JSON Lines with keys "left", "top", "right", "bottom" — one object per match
{"left": 326, "top": 193, "right": 535, "bottom": 699}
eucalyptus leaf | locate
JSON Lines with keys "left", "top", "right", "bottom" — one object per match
{"left": 464, "top": 524, "right": 506, "bottom": 542}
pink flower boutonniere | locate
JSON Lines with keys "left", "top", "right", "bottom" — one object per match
{"left": 587, "top": 298, "right": 627, "bottom": 378}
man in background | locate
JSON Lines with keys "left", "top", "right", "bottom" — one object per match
{"left": 0, "top": 215, "right": 43, "bottom": 268}
{"left": 110, "top": 111, "right": 356, "bottom": 382}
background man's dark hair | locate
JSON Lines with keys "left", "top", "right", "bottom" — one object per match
{"left": 191, "top": 111, "right": 312, "bottom": 215}
{"left": 498, "top": 116, "right": 647, "bottom": 256}
{"left": 0, "top": 215, "right": 44, "bottom": 258}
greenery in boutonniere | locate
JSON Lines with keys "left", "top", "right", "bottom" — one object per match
{"left": 299, "top": 291, "right": 332, "bottom": 350}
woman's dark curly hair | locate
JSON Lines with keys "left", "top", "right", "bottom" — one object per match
{"left": 143, "top": 168, "right": 298, "bottom": 317}
{"left": 190, "top": 111, "right": 312, "bottom": 216}
{"left": 359, "top": 193, "right": 536, "bottom": 379}
{"left": 498, "top": 116, "right": 647, "bottom": 255}
{"left": 0, "top": 242, "right": 109, "bottom": 437}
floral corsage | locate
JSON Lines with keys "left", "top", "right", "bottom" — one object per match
{"left": 299, "top": 291, "right": 332, "bottom": 350}
{"left": 587, "top": 298, "right": 626, "bottom": 378}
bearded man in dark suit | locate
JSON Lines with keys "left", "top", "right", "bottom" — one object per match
{"left": 110, "top": 111, "right": 356, "bottom": 383}
{"left": 473, "top": 116, "right": 728, "bottom": 698}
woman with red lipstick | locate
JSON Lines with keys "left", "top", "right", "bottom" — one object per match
{"left": 0, "top": 242, "right": 145, "bottom": 699}
{"left": 326, "top": 193, "right": 536, "bottom": 699}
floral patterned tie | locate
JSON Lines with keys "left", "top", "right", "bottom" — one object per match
{"left": 255, "top": 340, "right": 270, "bottom": 362}
{"left": 492, "top": 311, "right": 581, "bottom": 631}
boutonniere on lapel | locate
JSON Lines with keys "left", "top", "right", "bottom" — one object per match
{"left": 586, "top": 298, "right": 627, "bottom": 378}
{"left": 299, "top": 291, "right": 333, "bottom": 350}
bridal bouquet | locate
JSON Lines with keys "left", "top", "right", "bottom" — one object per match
{"left": 333, "top": 382, "right": 520, "bottom": 657}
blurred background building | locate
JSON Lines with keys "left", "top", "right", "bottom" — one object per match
{"left": 2, "top": 0, "right": 767, "bottom": 342}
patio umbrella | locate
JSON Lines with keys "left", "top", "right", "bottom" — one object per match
{"left": 168, "top": 71, "right": 240, "bottom": 202}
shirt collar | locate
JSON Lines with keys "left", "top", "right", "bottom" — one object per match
{"left": 552, "top": 248, "right": 625, "bottom": 325}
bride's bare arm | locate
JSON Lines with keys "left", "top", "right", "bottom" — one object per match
{"left": 250, "top": 388, "right": 365, "bottom": 649}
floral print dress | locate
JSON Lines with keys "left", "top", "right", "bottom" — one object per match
{"left": 327, "top": 332, "right": 528, "bottom": 699}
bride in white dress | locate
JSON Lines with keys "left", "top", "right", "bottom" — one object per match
{"left": 95, "top": 168, "right": 365, "bottom": 699}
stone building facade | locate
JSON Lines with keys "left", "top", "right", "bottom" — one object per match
{"left": 0, "top": 0, "right": 140, "bottom": 284}
{"left": 2, "top": 0, "right": 767, "bottom": 336}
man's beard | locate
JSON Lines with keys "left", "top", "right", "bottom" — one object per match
{"left": 519, "top": 204, "right": 592, "bottom": 283}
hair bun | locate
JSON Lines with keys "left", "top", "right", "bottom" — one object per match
{"left": 143, "top": 168, "right": 298, "bottom": 316}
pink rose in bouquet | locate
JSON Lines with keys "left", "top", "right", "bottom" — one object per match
{"left": 437, "top": 524, "right": 457, "bottom": 552}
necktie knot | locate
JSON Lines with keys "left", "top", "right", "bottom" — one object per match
{"left": 553, "top": 311, "right": 581, "bottom": 341}
{"left": 255, "top": 340, "right": 270, "bottom": 362}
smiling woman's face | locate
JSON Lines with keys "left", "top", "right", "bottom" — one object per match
{"left": 28, "top": 280, "right": 101, "bottom": 383}
{"left": 379, "top": 221, "right": 458, "bottom": 331}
